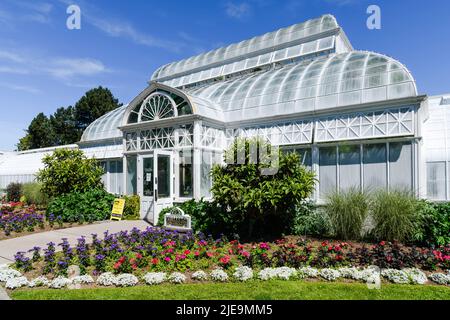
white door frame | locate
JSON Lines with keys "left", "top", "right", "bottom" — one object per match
{"left": 137, "top": 151, "right": 174, "bottom": 224}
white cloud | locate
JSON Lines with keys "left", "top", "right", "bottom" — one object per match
{"left": 0, "top": 50, "right": 25, "bottom": 63}
{"left": 44, "top": 58, "right": 108, "bottom": 79}
{"left": 0, "top": 0, "right": 53, "bottom": 25}
{"left": 0, "top": 82, "right": 41, "bottom": 94}
{"left": 225, "top": 2, "right": 251, "bottom": 19}
{"left": 0, "top": 66, "right": 30, "bottom": 74}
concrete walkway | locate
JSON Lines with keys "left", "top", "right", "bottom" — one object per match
{"left": 0, "top": 286, "right": 10, "bottom": 300}
{"left": 0, "top": 220, "right": 151, "bottom": 265}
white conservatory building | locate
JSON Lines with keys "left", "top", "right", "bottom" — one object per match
{"left": 1, "top": 15, "right": 449, "bottom": 223}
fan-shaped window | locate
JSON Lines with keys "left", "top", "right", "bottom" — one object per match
{"left": 127, "top": 90, "right": 193, "bottom": 124}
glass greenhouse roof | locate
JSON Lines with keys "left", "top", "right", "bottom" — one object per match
{"left": 151, "top": 15, "right": 341, "bottom": 83}
{"left": 184, "top": 51, "right": 417, "bottom": 122}
{"left": 80, "top": 104, "right": 128, "bottom": 142}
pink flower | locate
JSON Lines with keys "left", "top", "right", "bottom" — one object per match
{"left": 259, "top": 243, "right": 270, "bottom": 250}
{"left": 164, "top": 257, "right": 172, "bottom": 262}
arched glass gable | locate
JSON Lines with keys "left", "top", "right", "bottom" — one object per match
{"left": 127, "top": 89, "right": 193, "bottom": 124}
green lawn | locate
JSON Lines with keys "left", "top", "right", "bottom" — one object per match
{"left": 10, "top": 281, "right": 450, "bottom": 300}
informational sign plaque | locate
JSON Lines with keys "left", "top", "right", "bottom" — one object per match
{"left": 164, "top": 207, "right": 192, "bottom": 231}
{"left": 110, "top": 199, "right": 126, "bottom": 221}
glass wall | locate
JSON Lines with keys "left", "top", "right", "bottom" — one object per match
{"left": 200, "top": 150, "right": 223, "bottom": 198}
{"left": 339, "top": 145, "right": 361, "bottom": 191}
{"left": 317, "top": 141, "right": 414, "bottom": 199}
{"left": 99, "top": 159, "right": 124, "bottom": 195}
{"left": 363, "top": 143, "right": 387, "bottom": 191}
{"left": 179, "top": 149, "right": 193, "bottom": 198}
{"left": 126, "top": 156, "right": 137, "bottom": 195}
{"left": 319, "top": 147, "right": 337, "bottom": 197}
{"left": 427, "top": 162, "right": 446, "bottom": 200}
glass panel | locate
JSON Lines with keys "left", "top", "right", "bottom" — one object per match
{"left": 143, "top": 157, "right": 154, "bottom": 197}
{"left": 99, "top": 161, "right": 107, "bottom": 188}
{"left": 427, "top": 162, "right": 446, "bottom": 200}
{"left": 179, "top": 150, "right": 193, "bottom": 198}
{"left": 389, "top": 142, "right": 413, "bottom": 190}
{"left": 126, "top": 156, "right": 137, "bottom": 195}
{"left": 110, "top": 161, "right": 117, "bottom": 194}
{"left": 339, "top": 145, "right": 361, "bottom": 191}
{"left": 157, "top": 155, "right": 171, "bottom": 199}
{"left": 363, "top": 144, "right": 387, "bottom": 191}
{"left": 319, "top": 147, "right": 337, "bottom": 198}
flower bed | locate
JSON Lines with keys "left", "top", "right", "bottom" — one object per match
{"left": 1, "top": 227, "right": 449, "bottom": 290}
{"left": 0, "top": 203, "right": 88, "bottom": 240}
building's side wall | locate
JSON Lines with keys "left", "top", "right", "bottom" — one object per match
{"left": 422, "top": 95, "right": 450, "bottom": 201}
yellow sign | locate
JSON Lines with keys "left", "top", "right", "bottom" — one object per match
{"left": 110, "top": 199, "right": 126, "bottom": 221}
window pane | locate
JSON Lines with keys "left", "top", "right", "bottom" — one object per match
{"left": 363, "top": 144, "right": 387, "bottom": 191}
{"left": 157, "top": 155, "right": 171, "bottom": 199}
{"left": 319, "top": 147, "right": 337, "bottom": 198}
{"left": 179, "top": 150, "right": 193, "bottom": 198}
{"left": 389, "top": 142, "right": 413, "bottom": 190}
{"left": 427, "top": 162, "right": 446, "bottom": 200}
{"left": 110, "top": 161, "right": 117, "bottom": 194}
{"left": 143, "top": 157, "right": 154, "bottom": 197}
{"left": 201, "top": 151, "right": 222, "bottom": 198}
{"left": 126, "top": 156, "right": 137, "bottom": 195}
{"left": 339, "top": 145, "right": 361, "bottom": 191}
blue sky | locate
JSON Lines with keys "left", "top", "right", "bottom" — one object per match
{"left": 0, "top": 0, "right": 449, "bottom": 150}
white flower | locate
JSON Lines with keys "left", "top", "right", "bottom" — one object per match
{"left": 429, "top": 273, "right": 450, "bottom": 286}
{"left": 71, "top": 275, "right": 94, "bottom": 285}
{"left": 233, "top": 266, "right": 253, "bottom": 282}
{"left": 5, "top": 276, "right": 29, "bottom": 290}
{"left": 0, "top": 268, "right": 22, "bottom": 282}
{"left": 96, "top": 272, "right": 117, "bottom": 286}
{"left": 338, "top": 267, "right": 360, "bottom": 279}
{"left": 210, "top": 269, "right": 229, "bottom": 282}
{"left": 258, "top": 267, "right": 296, "bottom": 281}
{"left": 168, "top": 272, "right": 186, "bottom": 284}
{"left": 28, "top": 276, "right": 50, "bottom": 288}
{"left": 192, "top": 271, "right": 208, "bottom": 281}
{"left": 298, "top": 267, "right": 319, "bottom": 279}
{"left": 274, "top": 267, "right": 297, "bottom": 280}
{"left": 319, "top": 269, "right": 341, "bottom": 281}
{"left": 49, "top": 276, "right": 72, "bottom": 289}
{"left": 381, "top": 269, "right": 409, "bottom": 284}
{"left": 358, "top": 267, "right": 381, "bottom": 283}
{"left": 115, "top": 274, "right": 139, "bottom": 287}
{"left": 143, "top": 272, "right": 167, "bottom": 285}
{"left": 403, "top": 268, "right": 427, "bottom": 285}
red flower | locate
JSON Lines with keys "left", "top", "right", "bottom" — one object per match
{"left": 220, "top": 255, "right": 231, "bottom": 265}
{"left": 151, "top": 258, "right": 159, "bottom": 265}
{"left": 206, "top": 252, "right": 214, "bottom": 258}
{"left": 132, "top": 264, "right": 137, "bottom": 270}
{"left": 194, "top": 251, "right": 200, "bottom": 257}
{"left": 184, "top": 250, "right": 191, "bottom": 255}
{"left": 136, "top": 253, "right": 143, "bottom": 259}
{"left": 321, "top": 241, "right": 328, "bottom": 247}
{"left": 241, "top": 251, "right": 250, "bottom": 258}
{"left": 118, "top": 256, "right": 126, "bottom": 264}
{"left": 113, "top": 262, "right": 122, "bottom": 270}
{"left": 380, "top": 241, "right": 386, "bottom": 246}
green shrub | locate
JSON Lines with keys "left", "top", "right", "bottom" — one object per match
{"left": 416, "top": 201, "right": 450, "bottom": 246}
{"left": 22, "top": 183, "right": 48, "bottom": 207}
{"left": 47, "top": 189, "right": 115, "bottom": 223}
{"left": 210, "top": 138, "right": 316, "bottom": 239}
{"left": 6, "top": 182, "right": 22, "bottom": 202}
{"left": 370, "top": 189, "right": 423, "bottom": 242}
{"left": 292, "top": 202, "right": 331, "bottom": 237}
{"left": 325, "top": 188, "right": 370, "bottom": 240}
{"left": 158, "top": 199, "right": 218, "bottom": 233}
{"left": 122, "top": 195, "right": 140, "bottom": 220}
{"left": 37, "top": 149, "right": 104, "bottom": 198}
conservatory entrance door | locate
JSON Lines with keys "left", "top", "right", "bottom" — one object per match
{"left": 139, "top": 151, "right": 174, "bottom": 224}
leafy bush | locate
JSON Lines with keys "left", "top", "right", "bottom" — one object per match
{"left": 122, "top": 195, "right": 140, "bottom": 220}
{"left": 292, "top": 202, "right": 331, "bottom": 237}
{"left": 22, "top": 183, "right": 48, "bottom": 207}
{"left": 47, "top": 189, "right": 115, "bottom": 223}
{"left": 210, "top": 138, "right": 316, "bottom": 239}
{"left": 158, "top": 199, "right": 218, "bottom": 232}
{"left": 325, "top": 188, "right": 370, "bottom": 240}
{"left": 417, "top": 201, "right": 450, "bottom": 246}
{"left": 37, "top": 149, "right": 104, "bottom": 198}
{"left": 370, "top": 189, "right": 423, "bottom": 242}
{"left": 6, "top": 182, "right": 22, "bottom": 202}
